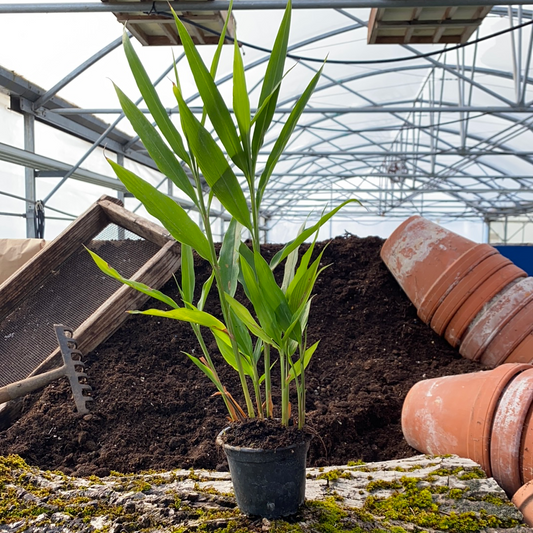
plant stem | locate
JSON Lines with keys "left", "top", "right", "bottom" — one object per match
{"left": 191, "top": 323, "right": 235, "bottom": 419}
{"left": 280, "top": 350, "right": 289, "bottom": 426}
{"left": 264, "top": 343, "right": 272, "bottom": 418}
{"left": 193, "top": 166, "right": 255, "bottom": 418}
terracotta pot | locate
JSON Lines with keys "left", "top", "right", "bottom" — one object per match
{"left": 460, "top": 278, "right": 533, "bottom": 363}
{"left": 521, "top": 401, "right": 533, "bottom": 484}
{"left": 381, "top": 215, "right": 478, "bottom": 322}
{"left": 512, "top": 480, "right": 533, "bottom": 527}
{"left": 401, "top": 363, "right": 530, "bottom": 475}
{"left": 490, "top": 369, "right": 533, "bottom": 496}
{"left": 506, "top": 333, "right": 533, "bottom": 365}
{"left": 430, "top": 253, "right": 512, "bottom": 336}
{"left": 417, "top": 243, "right": 497, "bottom": 324}
{"left": 445, "top": 266, "right": 526, "bottom": 348}
{"left": 480, "top": 299, "right": 533, "bottom": 367}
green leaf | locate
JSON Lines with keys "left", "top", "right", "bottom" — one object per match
{"left": 257, "top": 64, "right": 324, "bottom": 205}
{"left": 239, "top": 256, "right": 280, "bottom": 343}
{"left": 281, "top": 223, "right": 304, "bottom": 293}
{"left": 251, "top": 0, "right": 291, "bottom": 161}
{"left": 130, "top": 306, "right": 226, "bottom": 330}
{"left": 107, "top": 160, "right": 212, "bottom": 261}
{"left": 224, "top": 293, "right": 275, "bottom": 346}
{"left": 181, "top": 243, "right": 195, "bottom": 304}
{"left": 171, "top": 8, "right": 246, "bottom": 172}
{"left": 211, "top": 328, "right": 254, "bottom": 377}
{"left": 233, "top": 32, "right": 251, "bottom": 170}
{"left": 202, "top": 0, "right": 234, "bottom": 126}
{"left": 186, "top": 353, "right": 221, "bottom": 388}
{"left": 230, "top": 309, "right": 254, "bottom": 358}
{"left": 86, "top": 247, "right": 179, "bottom": 309}
{"left": 173, "top": 85, "right": 252, "bottom": 230}
{"left": 122, "top": 32, "right": 191, "bottom": 167}
{"left": 219, "top": 219, "right": 242, "bottom": 297}
{"left": 198, "top": 271, "right": 215, "bottom": 311}
{"left": 113, "top": 83, "right": 197, "bottom": 203}
{"left": 270, "top": 199, "right": 360, "bottom": 269}
{"left": 287, "top": 341, "right": 319, "bottom": 383}
{"left": 253, "top": 251, "right": 293, "bottom": 330}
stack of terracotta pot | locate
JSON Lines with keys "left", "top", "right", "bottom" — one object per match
{"left": 402, "top": 364, "right": 533, "bottom": 498}
{"left": 381, "top": 215, "right": 532, "bottom": 366}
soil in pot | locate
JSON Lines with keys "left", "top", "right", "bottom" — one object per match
{"left": 0, "top": 235, "right": 481, "bottom": 476}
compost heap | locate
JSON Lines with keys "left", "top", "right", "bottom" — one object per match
{"left": 0, "top": 234, "right": 481, "bottom": 477}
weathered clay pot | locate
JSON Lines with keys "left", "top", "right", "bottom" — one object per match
{"left": 429, "top": 253, "right": 513, "bottom": 336}
{"left": 512, "top": 481, "right": 533, "bottom": 527}
{"left": 401, "top": 363, "right": 531, "bottom": 475}
{"left": 506, "top": 333, "right": 533, "bottom": 365}
{"left": 481, "top": 299, "right": 533, "bottom": 367}
{"left": 445, "top": 265, "right": 526, "bottom": 348}
{"left": 380, "top": 215, "right": 480, "bottom": 323}
{"left": 490, "top": 368, "right": 533, "bottom": 496}
{"left": 521, "top": 401, "right": 533, "bottom": 484}
{"left": 460, "top": 278, "right": 533, "bottom": 364}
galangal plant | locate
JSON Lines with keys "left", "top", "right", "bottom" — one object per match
{"left": 89, "top": 0, "right": 358, "bottom": 430}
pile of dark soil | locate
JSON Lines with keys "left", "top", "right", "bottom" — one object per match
{"left": 0, "top": 235, "right": 481, "bottom": 476}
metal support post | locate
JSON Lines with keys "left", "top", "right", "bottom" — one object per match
{"left": 24, "top": 113, "right": 36, "bottom": 238}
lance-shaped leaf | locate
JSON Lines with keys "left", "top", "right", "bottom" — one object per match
{"left": 186, "top": 352, "right": 221, "bottom": 388}
{"left": 202, "top": 0, "right": 234, "bottom": 125}
{"left": 130, "top": 306, "right": 226, "bottom": 330}
{"left": 233, "top": 32, "right": 251, "bottom": 170}
{"left": 108, "top": 160, "right": 212, "bottom": 261}
{"left": 211, "top": 328, "right": 255, "bottom": 377}
{"left": 239, "top": 255, "right": 281, "bottom": 343}
{"left": 122, "top": 32, "right": 191, "bottom": 167}
{"left": 225, "top": 293, "right": 276, "bottom": 347}
{"left": 86, "top": 247, "right": 179, "bottom": 309}
{"left": 181, "top": 243, "right": 195, "bottom": 304}
{"left": 198, "top": 271, "right": 215, "bottom": 311}
{"left": 114, "top": 84, "right": 197, "bottom": 203}
{"left": 173, "top": 85, "right": 252, "bottom": 230}
{"left": 171, "top": 9, "right": 247, "bottom": 172}
{"left": 286, "top": 341, "right": 319, "bottom": 384}
{"left": 253, "top": 251, "right": 293, "bottom": 331}
{"left": 281, "top": 223, "right": 304, "bottom": 293}
{"left": 270, "top": 199, "right": 360, "bottom": 269}
{"left": 251, "top": 0, "right": 291, "bottom": 161}
{"left": 257, "top": 64, "right": 324, "bottom": 205}
{"left": 230, "top": 309, "right": 254, "bottom": 358}
{"left": 219, "top": 218, "right": 242, "bottom": 297}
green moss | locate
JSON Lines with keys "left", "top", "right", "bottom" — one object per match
{"left": 458, "top": 468, "right": 486, "bottom": 480}
{"left": 347, "top": 460, "right": 365, "bottom": 467}
{"left": 363, "top": 476, "right": 520, "bottom": 532}
{"left": 317, "top": 469, "right": 353, "bottom": 482}
{"left": 448, "top": 488, "right": 468, "bottom": 499}
{"left": 366, "top": 480, "right": 402, "bottom": 492}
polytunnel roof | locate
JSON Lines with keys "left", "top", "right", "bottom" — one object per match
{"left": 1, "top": 1, "right": 533, "bottom": 238}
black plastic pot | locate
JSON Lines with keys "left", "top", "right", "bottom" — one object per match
{"left": 216, "top": 428, "right": 311, "bottom": 519}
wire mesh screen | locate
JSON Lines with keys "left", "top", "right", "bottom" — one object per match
{"left": 0, "top": 223, "right": 161, "bottom": 387}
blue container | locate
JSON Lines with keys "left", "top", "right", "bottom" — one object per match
{"left": 494, "top": 245, "right": 533, "bottom": 276}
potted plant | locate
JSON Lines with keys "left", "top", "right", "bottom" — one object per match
{"left": 89, "top": 0, "right": 356, "bottom": 518}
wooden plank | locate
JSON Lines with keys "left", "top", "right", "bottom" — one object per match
{"left": 0, "top": 195, "right": 120, "bottom": 322}
{"left": 367, "top": 8, "right": 379, "bottom": 44}
{"left": 98, "top": 198, "right": 174, "bottom": 248}
{"left": 31, "top": 239, "right": 182, "bottom": 375}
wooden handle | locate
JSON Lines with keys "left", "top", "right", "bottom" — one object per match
{"left": 0, "top": 365, "right": 66, "bottom": 403}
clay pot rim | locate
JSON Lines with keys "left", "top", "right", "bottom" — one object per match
{"left": 460, "top": 278, "right": 533, "bottom": 362}
{"left": 445, "top": 267, "right": 526, "bottom": 349}
{"left": 430, "top": 253, "right": 512, "bottom": 336}
{"left": 418, "top": 243, "right": 497, "bottom": 324}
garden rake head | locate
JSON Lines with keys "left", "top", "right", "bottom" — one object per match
{"left": 0, "top": 324, "right": 93, "bottom": 414}
{"left": 54, "top": 324, "right": 94, "bottom": 414}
